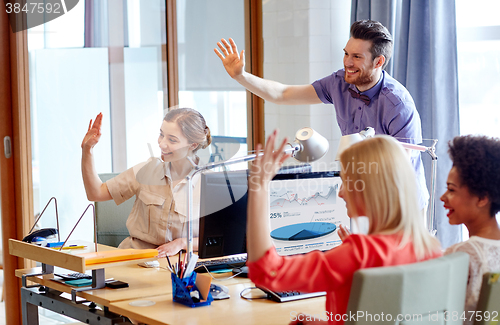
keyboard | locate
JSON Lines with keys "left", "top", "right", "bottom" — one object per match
{"left": 259, "top": 287, "right": 326, "bottom": 302}
{"left": 194, "top": 254, "right": 247, "bottom": 272}
{"left": 54, "top": 272, "right": 92, "bottom": 281}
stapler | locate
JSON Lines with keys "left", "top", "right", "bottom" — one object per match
{"left": 22, "top": 228, "right": 58, "bottom": 243}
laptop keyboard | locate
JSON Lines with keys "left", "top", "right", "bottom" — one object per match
{"left": 195, "top": 254, "right": 247, "bottom": 272}
{"left": 259, "top": 287, "right": 326, "bottom": 302}
{"left": 54, "top": 272, "right": 92, "bottom": 281}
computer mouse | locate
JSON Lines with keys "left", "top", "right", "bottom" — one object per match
{"left": 138, "top": 260, "right": 160, "bottom": 268}
{"left": 232, "top": 266, "right": 249, "bottom": 278}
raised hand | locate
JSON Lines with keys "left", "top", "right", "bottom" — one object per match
{"left": 81, "top": 113, "right": 103, "bottom": 151}
{"left": 249, "top": 130, "right": 291, "bottom": 192}
{"left": 214, "top": 38, "right": 245, "bottom": 79}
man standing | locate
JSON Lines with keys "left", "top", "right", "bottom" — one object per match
{"left": 214, "top": 20, "right": 429, "bottom": 211}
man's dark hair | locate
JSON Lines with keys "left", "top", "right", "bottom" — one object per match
{"left": 350, "top": 20, "right": 393, "bottom": 70}
{"left": 448, "top": 135, "right": 500, "bottom": 217}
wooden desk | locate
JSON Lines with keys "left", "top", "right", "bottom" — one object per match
{"left": 12, "top": 240, "right": 327, "bottom": 325}
{"left": 109, "top": 282, "right": 326, "bottom": 325}
{"left": 17, "top": 263, "right": 326, "bottom": 325}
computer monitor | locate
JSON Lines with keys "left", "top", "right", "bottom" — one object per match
{"left": 198, "top": 169, "right": 249, "bottom": 259}
{"left": 269, "top": 171, "right": 349, "bottom": 256}
{"left": 198, "top": 164, "right": 313, "bottom": 259}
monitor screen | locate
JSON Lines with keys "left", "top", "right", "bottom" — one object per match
{"left": 198, "top": 169, "right": 249, "bottom": 259}
{"left": 198, "top": 165, "right": 313, "bottom": 259}
{"left": 269, "top": 171, "right": 349, "bottom": 256}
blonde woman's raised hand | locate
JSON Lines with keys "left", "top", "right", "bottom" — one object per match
{"left": 214, "top": 38, "right": 245, "bottom": 79}
{"left": 249, "top": 130, "right": 291, "bottom": 191}
{"left": 81, "top": 113, "right": 103, "bottom": 151}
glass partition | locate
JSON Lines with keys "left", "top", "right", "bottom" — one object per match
{"left": 28, "top": 0, "right": 166, "bottom": 242}
{"left": 177, "top": 0, "right": 248, "bottom": 170}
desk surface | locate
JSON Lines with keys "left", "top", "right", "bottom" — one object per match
{"left": 16, "top": 258, "right": 252, "bottom": 306}
{"left": 17, "top": 254, "right": 327, "bottom": 325}
{"left": 109, "top": 282, "right": 326, "bottom": 325}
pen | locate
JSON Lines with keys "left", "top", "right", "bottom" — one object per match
{"left": 51, "top": 245, "right": 86, "bottom": 250}
{"left": 178, "top": 251, "right": 183, "bottom": 277}
{"left": 179, "top": 261, "right": 184, "bottom": 278}
{"left": 166, "top": 255, "right": 173, "bottom": 270}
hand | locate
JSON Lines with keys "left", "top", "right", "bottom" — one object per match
{"left": 156, "top": 238, "right": 185, "bottom": 258}
{"left": 214, "top": 38, "right": 245, "bottom": 79}
{"left": 249, "top": 130, "right": 291, "bottom": 192}
{"left": 338, "top": 224, "right": 351, "bottom": 242}
{"left": 289, "top": 313, "right": 328, "bottom": 325}
{"left": 81, "top": 113, "right": 103, "bottom": 152}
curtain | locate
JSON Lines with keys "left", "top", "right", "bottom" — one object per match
{"left": 351, "top": 0, "right": 462, "bottom": 248}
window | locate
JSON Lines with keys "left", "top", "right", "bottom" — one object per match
{"left": 176, "top": 0, "right": 248, "bottom": 170}
{"left": 28, "top": 0, "right": 167, "bottom": 242}
{"left": 456, "top": 0, "right": 500, "bottom": 138}
{"left": 456, "top": 0, "right": 500, "bottom": 237}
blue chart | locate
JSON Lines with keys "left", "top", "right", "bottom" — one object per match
{"left": 271, "top": 222, "right": 337, "bottom": 241}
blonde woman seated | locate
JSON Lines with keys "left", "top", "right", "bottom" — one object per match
{"left": 246, "top": 132, "right": 442, "bottom": 325}
{"left": 81, "top": 108, "right": 211, "bottom": 257}
{"left": 441, "top": 135, "right": 500, "bottom": 325}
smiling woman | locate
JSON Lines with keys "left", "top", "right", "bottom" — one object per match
{"left": 81, "top": 108, "right": 212, "bottom": 257}
{"left": 442, "top": 135, "right": 500, "bottom": 325}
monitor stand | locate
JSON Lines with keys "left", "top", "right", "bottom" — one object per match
{"left": 232, "top": 266, "right": 248, "bottom": 278}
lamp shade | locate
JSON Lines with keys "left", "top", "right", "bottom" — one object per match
{"left": 335, "top": 133, "right": 364, "bottom": 160}
{"left": 335, "top": 127, "right": 376, "bottom": 161}
{"left": 291, "top": 127, "right": 329, "bottom": 162}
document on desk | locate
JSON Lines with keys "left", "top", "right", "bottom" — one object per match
{"left": 269, "top": 177, "right": 349, "bottom": 256}
{"left": 79, "top": 249, "right": 158, "bottom": 265}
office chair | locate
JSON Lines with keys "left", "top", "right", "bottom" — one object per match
{"left": 474, "top": 272, "right": 500, "bottom": 325}
{"left": 95, "top": 173, "right": 134, "bottom": 247}
{"left": 208, "top": 136, "right": 246, "bottom": 163}
{"left": 345, "top": 252, "right": 470, "bottom": 325}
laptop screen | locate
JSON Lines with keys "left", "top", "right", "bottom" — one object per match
{"left": 269, "top": 171, "right": 349, "bottom": 256}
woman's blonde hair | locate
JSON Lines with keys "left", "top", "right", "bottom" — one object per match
{"left": 164, "top": 108, "right": 212, "bottom": 153}
{"left": 339, "top": 135, "right": 440, "bottom": 259}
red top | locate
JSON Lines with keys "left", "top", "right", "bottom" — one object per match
{"left": 247, "top": 233, "right": 442, "bottom": 324}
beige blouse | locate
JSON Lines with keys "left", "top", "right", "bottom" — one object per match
{"left": 106, "top": 157, "right": 200, "bottom": 249}
{"left": 445, "top": 236, "right": 500, "bottom": 325}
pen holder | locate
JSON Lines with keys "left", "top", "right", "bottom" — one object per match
{"left": 171, "top": 272, "right": 213, "bottom": 307}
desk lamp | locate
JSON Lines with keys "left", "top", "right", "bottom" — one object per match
{"left": 335, "top": 127, "right": 438, "bottom": 235}
{"left": 184, "top": 127, "right": 330, "bottom": 264}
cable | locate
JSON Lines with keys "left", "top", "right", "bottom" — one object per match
{"left": 240, "top": 287, "right": 267, "bottom": 301}
{"left": 192, "top": 265, "right": 245, "bottom": 281}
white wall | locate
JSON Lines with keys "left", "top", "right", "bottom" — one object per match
{"left": 263, "top": 0, "right": 351, "bottom": 171}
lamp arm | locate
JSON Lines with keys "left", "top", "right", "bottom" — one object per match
{"left": 399, "top": 140, "right": 439, "bottom": 235}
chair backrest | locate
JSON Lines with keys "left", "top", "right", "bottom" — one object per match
{"left": 346, "top": 252, "right": 470, "bottom": 325}
{"left": 95, "top": 173, "right": 134, "bottom": 247}
{"left": 474, "top": 272, "right": 500, "bottom": 325}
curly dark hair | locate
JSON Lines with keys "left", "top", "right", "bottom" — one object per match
{"left": 350, "top": 20, "right": 393, "bottom": 70}
{"left": 448, "top": 135, "right": 500, "bottom": 217}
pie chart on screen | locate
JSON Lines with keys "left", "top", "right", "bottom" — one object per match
{"left": 270, "top": 222, "right": 337, "bottom": 241}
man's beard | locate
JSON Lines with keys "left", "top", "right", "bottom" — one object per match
{"left": 344, "top": 70, "right": 376, "bottom": 88}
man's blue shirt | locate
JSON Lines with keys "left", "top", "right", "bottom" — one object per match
{"left": 312, "top": 69, "right": 429, "bottom": 209}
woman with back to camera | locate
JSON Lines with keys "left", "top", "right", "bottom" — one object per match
{"left": 81, "top": 108, "right": 212, "bottom": 257}
{"left": 246, "top": 131, "right": 442, "bottom": 324}
{"left": 441, "top": 135, "right": 500, "bottom": 325}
